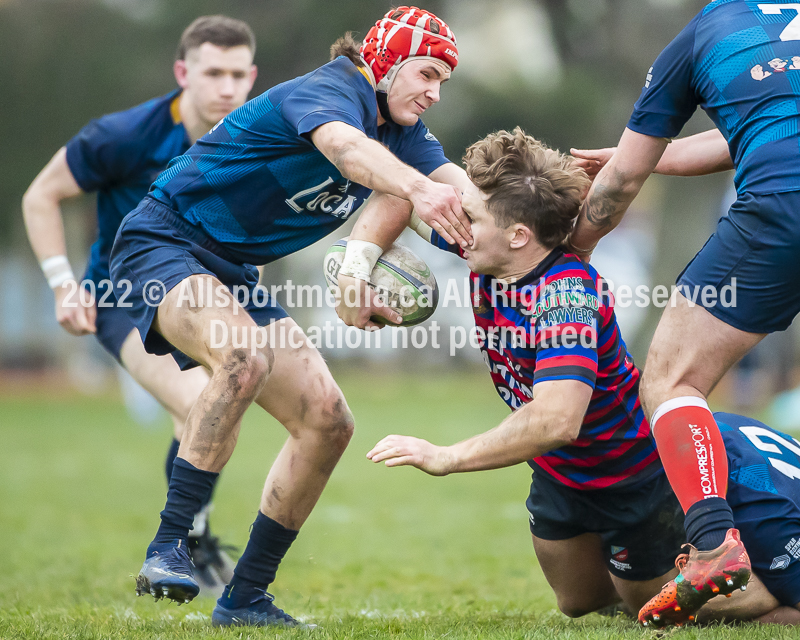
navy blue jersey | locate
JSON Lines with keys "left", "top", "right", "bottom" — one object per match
{"left": 65, "top": 89, "right": 190, "bottom": 283}
{"left": 716, "top": 412, "right": 800, "bottom": 605}
{"left": 629, "top": 0, "right": 800, "bottom": 195}
{"left": 150, "top": 57, "right": 449, "bottom": 265}
{"left": 432, "top": 234, "right": 659, "bottom": 490}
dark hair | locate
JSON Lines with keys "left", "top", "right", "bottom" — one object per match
{"left": 464, "top": 127, "right": 591, "bottom": 249}
{"left": 176, "top": 15, "right": 256, "bottom": 61}
{"left": 330, "top": 31, "right": 364, "bottom": 67}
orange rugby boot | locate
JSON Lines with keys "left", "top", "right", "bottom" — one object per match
{"left": 638, "top": 529, "right": 751, "bottom": 628}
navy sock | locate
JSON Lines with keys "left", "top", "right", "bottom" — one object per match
{"left": 165, "top": 438, "right": 180, "bottom": 485}
{"left": 166, "top": 438, "right": 218, "bottom": 520}
{"left": 149, "top": 457, "right": 218, "bottom": 553}
{"left": 219, "top": 512, "right": 298, "bottom": 609}
{"left": 684, "top": 497, "right": 734, "bottom": 552}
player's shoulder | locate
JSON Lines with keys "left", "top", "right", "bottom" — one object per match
{"left": 320, "top": 56, "right": 371, "bottom": 85}
{"left": 714, "top": 412, "right": 786, "bottom": 438}
{"left": 92, "top": 89, "right": 179, "bottom": 132}
{"left": 543, "top": 249, "right": 596, "bottom": 284}
{"left": 699, "top": 0, "right": 748, "bottom": 19}
{"left": 694, "top": 0, "right": 762, "bottom": 43}
{"left": 271, "top": 57, "right": 372, "bottom": 104}
{"left": 82, "top": 88, "right": 181, "bottom": 147}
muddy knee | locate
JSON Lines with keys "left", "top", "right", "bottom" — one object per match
{"left": 315, "top": 394, "right": 355, "bottom": 451}
{"left": 218, "top": 348, "right": 271, "bottom": 402}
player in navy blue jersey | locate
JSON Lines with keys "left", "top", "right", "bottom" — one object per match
{"left": 368, "top": 129, "right": 687, "bottom": 617}
{"left": 22, "top": 15, "right": 258, "bottom": 595}
{"left": 652, "top": 413, "right": 800, "bottom": 627}
{"left": 109, "top": 7, "right": 473, "bottom": 627}
{"left": 565, "top": 0, "right": 800, "bottom": 626}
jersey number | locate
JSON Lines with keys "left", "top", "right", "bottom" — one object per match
{"left": 759, "top": 3, "right": 800, "bottom": 41}
{"left": 739, "top": 426, "right": 800, "bottom": 480}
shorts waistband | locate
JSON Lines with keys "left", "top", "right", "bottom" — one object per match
{"left": 530, "top": 462, "right": 664, "bottom": 492}
{"left": 137, "top": 196, "right": 243, "bottom": 265}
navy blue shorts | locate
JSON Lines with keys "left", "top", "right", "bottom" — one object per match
{"left": 109, "top": 197, "right": 288, "bottom": 368}
{"left": 93, "top": 297, "right": 135, "bottom": 362}
{"left": 717, "top": 412, "right": 800, "bottom": 606}
{"left": 526, "top": 470, "right": 685, "bottom": 580}
{"left": 92, "top": 295, "right": 198, "bottom": 370}
{"left": 678, "top": 190, "right": 800, "bottom": 334}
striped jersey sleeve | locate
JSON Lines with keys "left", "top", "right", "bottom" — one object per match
{"left": 532, "top": 268, "right": 600, "bottom": 388}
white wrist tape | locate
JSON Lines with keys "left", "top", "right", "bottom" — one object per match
{"left": 41, "top": 255, "right": 75, "bottom": 289}
{"left": 409, "top": 210, "right": 433, "bottom": 242}
{"left": 339, "top": 240, "right": 383, "bottom": 282}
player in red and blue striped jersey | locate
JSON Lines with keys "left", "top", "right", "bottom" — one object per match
{"left": 455, "top": 238, "right": 659, "bottom": 491}
{"left": 368, "top": 128, "right": 685, "bottom": 617}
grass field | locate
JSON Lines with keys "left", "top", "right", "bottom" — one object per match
{"left": 0, "top": 369, "right": 796, "bottom": 639}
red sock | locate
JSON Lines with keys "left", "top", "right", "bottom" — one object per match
{"left": 651, "top": 397, "right": 728, "bottom": 513}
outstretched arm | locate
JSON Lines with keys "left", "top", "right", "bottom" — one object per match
{"left": 571, "top": 129, "right": 732, "bottom": 181}
{"left": 311, "top": 121, "right": 472, "bottom": 247}
{"left": 652, "top": 128, "right": 732, "bottom": 176}
{"left": 22, "top": 147, "right": 96, "bottom": 335}
{"left": 569, "top": 129, "right": 668, "bottom": 257}
{"left": 367, "top": 379, "right": 592, "bottom": 476}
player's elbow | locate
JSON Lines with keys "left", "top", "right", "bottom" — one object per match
{"left": 608, "top": 168, "right": 645, "bottom": 200}
{"left": 22, "top": 183, "right": 38, "bottom": 210}
{"left": 551, "top": 412, "right": 583, "bottom": 448}
{"left": 21, "top": 183, "right": 46, "bottom": 222}
{"left": 330, "top": 139, "right": 363, "bottom": 177}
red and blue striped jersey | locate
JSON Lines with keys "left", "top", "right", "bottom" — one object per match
{"left": 432, "top": 233, "right": 661, "bottom": 489}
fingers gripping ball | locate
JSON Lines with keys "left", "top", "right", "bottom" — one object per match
{"left": 323, "top": 239, "right": 438, "bottom": 326}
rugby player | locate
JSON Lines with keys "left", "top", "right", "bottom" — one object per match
{"left": 368, "top": 128, "right": 687, "bottom": 617}
{"left": 567, "top": 0, "right": 800, "bottom": 625}
{"left": 665, "top": 413, "right": 800, "bottom": 627}
{"left": 108, "top": 6, "right": 472, "bottom": 627}
{"left": 21, "top": 15, "right": 258, "bottom": 594}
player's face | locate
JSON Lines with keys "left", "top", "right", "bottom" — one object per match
{"left": 460, "top": 182, "right": 515, "bottom": 276}
{"left": 177, "top": 43, "right": 257, "bottom": 126}
{"left": 387, "top": 60, "right": 450, "bottom": 126}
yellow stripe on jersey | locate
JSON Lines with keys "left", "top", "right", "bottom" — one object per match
{"left": 170, "top": 93, "right": 182, "bottom": 124}
{"left": 357, "top": 66, "right": 375, "bottom": 88}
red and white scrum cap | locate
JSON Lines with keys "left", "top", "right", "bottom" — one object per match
{"left": 360, "top": 6, "right": 458, "bottom": 94}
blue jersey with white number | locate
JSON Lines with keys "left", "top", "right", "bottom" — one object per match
{"left": 149, "top": 57, "right": 449, "bottom": 265}
{"left": 717, "top": 412, "right": 800, "bottom": 605}
{"left": 66, "top": 89, "right": 190, "bottom": 284}
{"left": 629, "top": 0, "right": 800, "bottom": 195}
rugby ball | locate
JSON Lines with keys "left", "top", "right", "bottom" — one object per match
{"left": 323, "top": 239, "right": 438, "bottom": 326}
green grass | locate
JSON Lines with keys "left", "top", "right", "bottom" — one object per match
{"left": 0, "top": 369, "right": 793, "bottom": 639}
